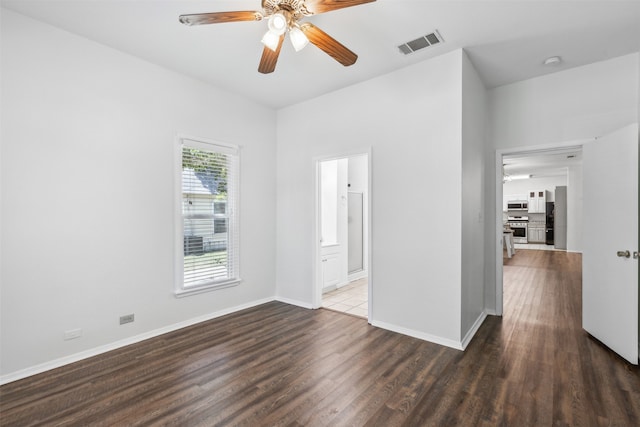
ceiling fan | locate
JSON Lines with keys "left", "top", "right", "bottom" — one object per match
{"left": 179, "top": 0, "right": 376, "bottom": 74}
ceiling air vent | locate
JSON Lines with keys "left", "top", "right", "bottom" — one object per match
{"left": 398, "top": 31, "right": 444, "bottom": 55}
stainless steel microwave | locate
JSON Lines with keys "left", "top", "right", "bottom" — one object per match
{"left": 507, "top": 201, "right": 528, "bottom": 211}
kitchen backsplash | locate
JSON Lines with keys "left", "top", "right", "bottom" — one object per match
{"left": 527, "top": 212, "right": 545, "bottom": 225}
{"left": 503, "top": 211, "right": 546, "bottom": 226}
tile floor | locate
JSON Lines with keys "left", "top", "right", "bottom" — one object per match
{"left": 322, "top": 278, "right": 368, "bottom": 319}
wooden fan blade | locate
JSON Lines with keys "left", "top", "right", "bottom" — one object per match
{"left": 258, "top": 34, "right": 285, "bottom": 74}
{"left": 179, "top": 11, "right": 262, "bottom": 26}
{"left": 301, "top": 23, "right": 357, "bottom": 67}
{"left": 304, "top": 0, "right": 376, "bottom": 15}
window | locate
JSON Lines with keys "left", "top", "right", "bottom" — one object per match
{"left": 175, "top": 136, "right": 240, "bottom": 296}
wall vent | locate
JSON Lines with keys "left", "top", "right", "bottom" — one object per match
{"left": 398, "top": 31, "right": 444, "bottom": 55}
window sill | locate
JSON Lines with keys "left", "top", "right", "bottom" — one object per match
{"left": 174, "top": 279, "right": 241, "bottom": 298}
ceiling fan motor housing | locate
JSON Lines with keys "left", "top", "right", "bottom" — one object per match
{"left": 263, "top": 0, "right": 312, "bottom": 21}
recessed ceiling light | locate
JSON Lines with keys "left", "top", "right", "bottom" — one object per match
{"left": 544, "top": 56, "right": 562, "bottom": 66}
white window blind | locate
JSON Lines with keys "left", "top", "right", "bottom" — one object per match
{"left": 177, "top": 138, "right": 239, "bottom": 294}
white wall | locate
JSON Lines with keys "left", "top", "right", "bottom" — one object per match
{"left": 320, "top": 160, "right": 339, "bottom": 246}
{"left": 489, "top": 54, "right": 639, "bottom": 149}
{"left": 485, "top": 53, "right": 640, "bottom": 312}
{"left": 503, "top": 176, "right": 567, "bottom": 202}
{"left": 566, "top": 165, "right": 583, "bottom": 252}
{"left": 337, "top": 159, "right": 349, "bottom": 283}
{"left": 277, "top": 50, "right": 465, "bottom": 346}
{"left": 461, "top": 52, "right": 487, "bottom": 339}
{"left": 347, "top": 154, "right": 368, "bottom": 279}
{"left": 0, "top": 10, "right": 277, "bottom": 380}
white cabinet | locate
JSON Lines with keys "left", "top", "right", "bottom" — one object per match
{"left": 528, "top": 190, "right": 549, "bottom": 213}
{"left": 321, "top": 250, "right": 341, "bottom": 290}
{"left": 528, "top": 226, "right": 545, "bottom": 243}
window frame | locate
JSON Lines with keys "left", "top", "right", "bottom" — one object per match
{"left": 174, "top": 135, "right": 241, "bottom": 297}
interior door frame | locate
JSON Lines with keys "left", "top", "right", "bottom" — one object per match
{"left": 494, "top": 139, "right": 592, "bottom": 315}
{"left": 313, "top": 148, "right": 372, "bottom": 322}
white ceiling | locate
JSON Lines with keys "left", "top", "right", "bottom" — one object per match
{"left": 2, "top": 0, "right": 640, "bottom": 109}
{"left": 503, "top": 147, "right": 583, "bottom": 178}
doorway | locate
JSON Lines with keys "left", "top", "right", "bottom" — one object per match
{"left": 495, "top": 142, "right": 586, "bottom": 315}
{"left": 315, "top": 152, "right": 371, "bottom": 320}
{"left": 496, "top": 126, "right": 639, "bottom": 364}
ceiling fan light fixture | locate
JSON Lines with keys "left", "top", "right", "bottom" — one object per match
{"left": 268, "top": 12, "right": 288, "bottom": 35}
{"left": 261, "top": 30, "right": 280, "bottom": 52}
{"left": 178, "top": 0, "right": 375, "bottom": 74}
{"left": 508, "top": 174, "right": 532, "bottom": 180}
{"left": 289, "top": 26, "right": 309, "bottom": 52}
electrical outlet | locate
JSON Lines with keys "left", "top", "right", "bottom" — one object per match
{"left": 64, "top": 328, "right": 82, "bottom": 340}
{"left": 119, "top": 314, "right": 134, "bottom": 325}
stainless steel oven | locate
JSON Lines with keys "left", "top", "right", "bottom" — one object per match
{"left": 507, "top": 215, "right": 528, "bottom": 243}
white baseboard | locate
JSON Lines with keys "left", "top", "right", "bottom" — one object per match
{"left": 461, "top": 311, "right": 488, "bottom": 350}
{"left": 274, "top": 296, "right": 314, "bottom": 309}
{"left": 322, "top": 284, "right": 337, "bottom": 294}
{"left": 0, "top": 297, "right": 275, "bottom": 386}
{"left": 372, "top": 312, "right": 489, "bottom": 351}
{"left": 0, "top": 300, "right": 489, "bottom": 385}
{"left": 348, "top": 270, "right": 367, "bottom": 282}
{"left": 335, "top": 280, "right": 350, "bottom": 289}
{"left": 370, "top": 320, "right": 464, "bottom": 351}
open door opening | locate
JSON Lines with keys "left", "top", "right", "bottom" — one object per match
{"left": 495, "top": 143, "right": 585, "bottom": 315}
{"left": 501, "top": 147, "right": 581, "bottom": 256}
{"left": 495, "top": 126, "right": 639, "bottom": 364}
{"left": 315, "top": 153, "right": 370, "bottom": 320}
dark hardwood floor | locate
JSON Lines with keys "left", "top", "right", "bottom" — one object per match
{"left": 1, "top": 250, "right": 639, "bottom": 426}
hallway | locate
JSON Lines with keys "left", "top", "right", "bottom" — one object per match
{"left": 500, "top": 249, "right": 640, "bottom": 425}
